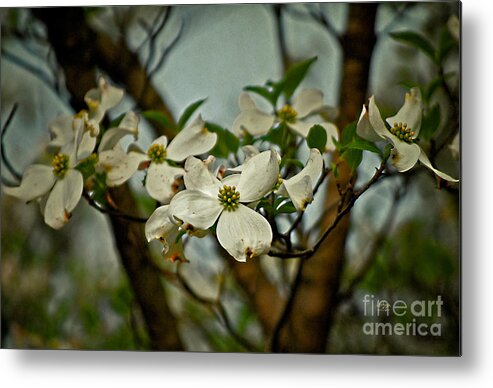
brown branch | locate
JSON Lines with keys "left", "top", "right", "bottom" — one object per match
{"left": 228, "top": 256, "right": 284, "bottom": 338}
{"left": 82, "top": 191, "right": 148, "bottom": 223}
{"left": 272, "top": 3, "right": 379, "bottom": 353}
{"left": 337, "top": 186, "right": 403, "bottom": 303}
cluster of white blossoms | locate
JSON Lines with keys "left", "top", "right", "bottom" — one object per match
{"left": 232, "top": 88, "right": 339, "bottom": 152}
{"left": 4, "top": 78, "right": 126, "bottom": 228}
{"left": 4, "top": 76, "right": 458, "bottom": 263}
{"left": 357, "top": 87, "right": 458, "bottom": 182}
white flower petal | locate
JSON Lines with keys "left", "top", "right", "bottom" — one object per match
{"left": 221, "top": 174, "right": 241, "bottom": 187}
{"left": 216, "top": 204, "right": 272, "bottom": 262}
{"left": 318, "top": 105, "right": 339, "bottom": 122}
{"left": 226, "top": 145, "right": 261, "bottom": 173}
{"left": 386, "top": 87, "right": 422, "bottom": 138}
{"left": 85, "top": 77, "right": 125, "bottom": 123}
{"left": 183, "top": 156, "right": 221, "bottom": 195}
{"left": 292, "top": 148, "right": 323, "bottom": 188}
{"left": 146, "top": 162, "right": 185, "bottom": 204}
{"left": 357, "top": 104, "right": 382, "bottom": 142}
{"left": 99, "top": 78, "right": 125, "bottom": 110}
{"left": 169, "top": 189, "right": 223, "bottom": 230}
{"left": 238, "top": 92, "right": 257, "bottom": 111}
{"left": 390, "top": 141, "right": 421, "bottom": 172}
{"left": 99, "top": 111, "right": 139, "bottom": 151}
{"left": 44, "top": 169, "right": 83, "bottom": 229}
{"left": 151, "top": 135, "right": 168, "bottom": 149}
{"left": 283, "top": 175, "right": 314, "bottom": 212}
{"left": 449, "top": 132, "right": 460, "bottom": 160}
{"left": 292, "top": 89, "right": 324, "bottom": 118}
{"left": 368, "top": 96, "right": 390, "bottom": 140}
{"left": 48, "top": 115, "right": 74, "bottom": 152}
{"left": 232, "top": 94, "right": 275, "bottom": 136}
{"left": 99, "top": 145, "right": 148, "bottom": 186}
{"left": 288, "top": 120, "right": 314, "bottom": 138}
{"left": 418, "top": 149, "right": 459, "bottom": 182}
{"left": 277, "top": 149, "right": 322, "bottom": 211}
{"left": 3, "top": 165, "right": 55, "bottom": 202}
{"left": 242, "top": 145, "right": 260, "bottom": 159}
{"left": 320, "top": 122, "right": 339, "bottom": 152}
{"left": 145, "top": 205, "right": 177, "bottom": 242}
{"left": 166, "top": 115, "right": 217, "bottom": 162}
{"left": 237, "top": 150, "right": 279, "bottom": 203}
{"left": 77, "top": 131, "right": 97, "bottom": 160}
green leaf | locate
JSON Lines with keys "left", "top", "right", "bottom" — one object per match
{"left": 141, "top": 110, "right": 175, "bottom": 132}
{"left": 425, "top": 77, "right": 443, "bottom": 102}
{"left": 75, "top": 154, "right": 98, "bottom": 180}
{"left": 276, "top": 201, "right": 297, "bottom": 214}
{"left": 240, "top": 131, "right": 254, "bottom": 146}
{"left": 437, "top": 27, "right": 458, "bottom": 64}
{"left": 340, "top": 121, "right": 357, "bottom": 146}
{"left": 342, "top": 148, "right": 363, "bottom": 172}
{"left": 331, "top": 162, "right": 339, "bottom": 178}
{"left": 261, "top": 122, "right": 285, "bottom": 147}
{"left": 177, "top": 98, "right": 207, "bottom": 129}
{"left": 206, "top": 122, "right": 240, "bottom": 158}
{"left": 345, "top": 137, "right": 381, "bottom": 155}
{"left": 420, "top": 104, "right": 441, "bottom": 140}
{"left": 282, "top": 57, "right": 317, "bottom": 100}
{"left": 306, "top": 124, "right": 327, "bottom": 153}
{"left": 244, "top": 80, "right": 284, "bottom": 107}
{"left": 266, "top": 80, "right": 284, "bottom": 105}
{"left": 390, "top": 31, "right": 436, "bottom": 61}
{"left": 244, "top": 85, "right": 275, "bottom": 106}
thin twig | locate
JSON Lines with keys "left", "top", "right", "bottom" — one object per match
{"left": 2, "top": 49, "right": 55, "bottom": 91}
{"left": 284, "top": 3, "right": 343, "bottom": 45}
{"left": 1, "top": 103, "right": 22, "bottom": 180}
{"left": 270, "top": 161, "right": 386, "bottom": 259}
{"left": 83, "top": 191, "right": 148, "bottom": 223}
{"left": 174, "top": 264, "right": 259, "bottom": 352}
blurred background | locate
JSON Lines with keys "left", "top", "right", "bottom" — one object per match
{"left": 1, "top": 2, "right": 460, "bottom": 354}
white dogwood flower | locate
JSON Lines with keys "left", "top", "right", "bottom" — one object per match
{"left": 98, "top": 111, "right": 140, "bottom": 151}
{"left": 232, "top": 89, "right": 338, "bottom": 151}
{"left": 357, "top": 88, "right": 458, "bottom": 182}
{"left": 47, "top": 110, "right": 99, "bottom": 160}
{"left": 47, "top": 78, "right": 125, "bottom": 158}
{"left": 145, "top": 205, "right": 185, "bottom": 262}
{"left": 98, "top": 115, "right": 217, "bottom": 203}
{"left": 276, "top": 148, "right": 324, "bottom": 211}
{"left": 84, "top": 77, "right": 125, "bottom": 124}
{"left": 169, "top": 150, "right": 279, "bottom": 262}
{"left": 4, "top": 140, "right": 84, "bottom": 229}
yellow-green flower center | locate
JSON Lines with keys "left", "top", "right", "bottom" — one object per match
{"left": 147, "top": 143, "right": 167, "bottom": 164}
{"left": 278, "top": 105, "right": 297, "bottom": 123}
{"left": 389, "top": 122, "right": 415, "bottom": 144}
{"left": 218, "top": 185, "right": 240, "bottom": 211}
{"left": 274, "top": 174, "right": 283, "bottom": 191}
{"left": 51, "top": 153, "right": 70, "bottom": 178}
{"left": 86, "top": 99, "right": 100, "bottom": 111}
